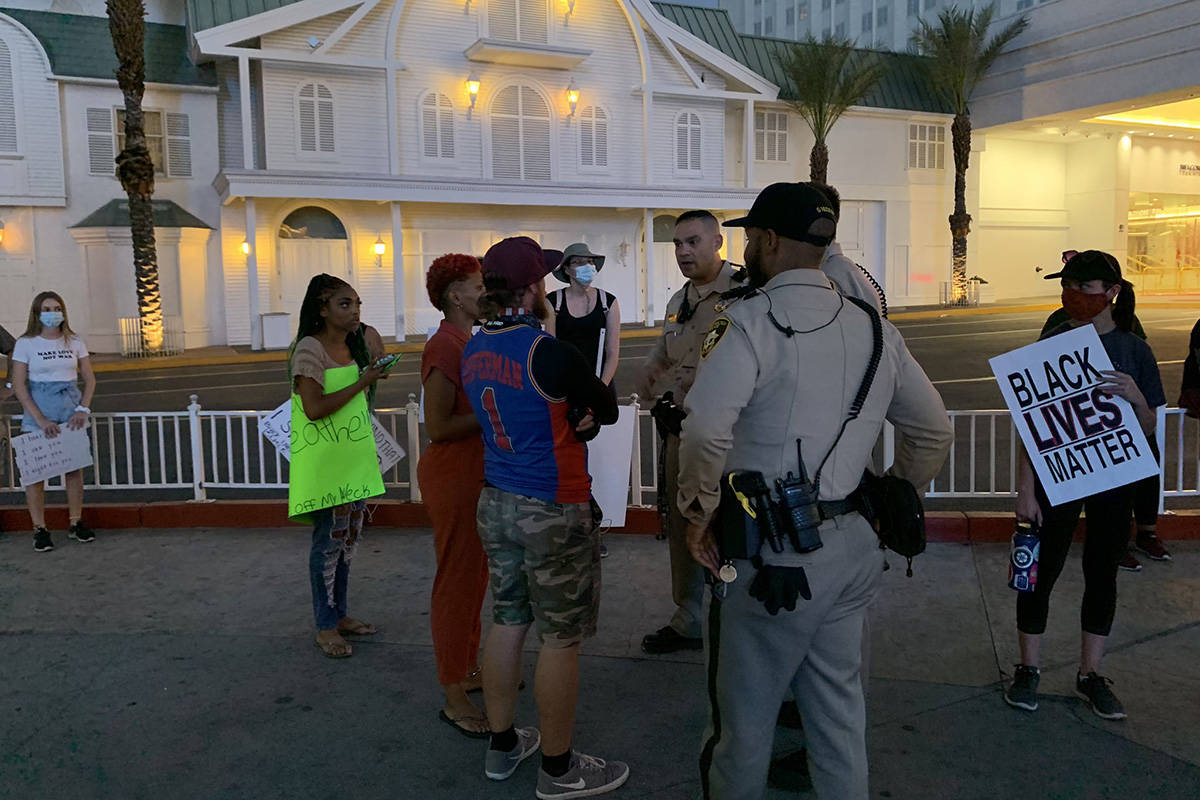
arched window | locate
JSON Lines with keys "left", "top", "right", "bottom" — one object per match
{"left": 579, "top": 105, "right": 608, "bottom": 169}
{"left": 0, "top": 40, "right": 17, "bottom": 153}
{"left": 297, "top": 82, "right": 335, "bottom": 154}
{"left": 491, "top": 84, "right": 551, "bottom": 181}
{"left": 675, "top": 112, "right": 701, "bottom": 174}
{"left": 420, "top": 92, "right": 455, "bottom": 159}
{"left": 279, "top": 206, "right": 348, "bottom": 239}
{"left": 488, "top": 0, "right": 548, "bottom": 44}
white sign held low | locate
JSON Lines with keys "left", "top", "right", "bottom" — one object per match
{"left": 12, "top": 426, "right": 94, "bottom": 487}
{"left": 260, "top": 399, "right": 404, "bottom": 474}
{"left": 989, "top": 325, "right": 1158, "bottom": 507}
{"left": 587, "top": 405, "right": 636, "bottom": 528}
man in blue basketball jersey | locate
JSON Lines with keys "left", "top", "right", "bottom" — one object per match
{"left": 462, "top": 236, "right": 627, "bottom": 798}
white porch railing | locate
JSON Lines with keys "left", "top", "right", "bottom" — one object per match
{"left": 2, "top": 399, "right": 1197, "bottom": 511}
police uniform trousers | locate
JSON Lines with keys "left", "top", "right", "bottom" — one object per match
{"left": 666, "top": 433, "right": 707, "bottom": 638}
{"left": 701, "top": 512, "right": 884, "bottom": 800}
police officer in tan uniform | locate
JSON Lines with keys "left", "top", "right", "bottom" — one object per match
{"left": 677, "top": 183, "right": 952, "bottom": 799}
{"left": 636, "top": 210, "right": 747, "bottom": 654}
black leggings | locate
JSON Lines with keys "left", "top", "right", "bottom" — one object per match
{"left": 1016, "top": 482, "right": 1135, "bottom": 637}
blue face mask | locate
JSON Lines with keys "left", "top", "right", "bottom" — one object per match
{"left": 40, "top": 311, "right": 64, "bottom": 328}
{"left": 573, "top": 265, "right": 597, "bottom": 286}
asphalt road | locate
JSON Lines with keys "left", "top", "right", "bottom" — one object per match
{"left": 81, "top": 307, "right": 1198, "bottom": 413}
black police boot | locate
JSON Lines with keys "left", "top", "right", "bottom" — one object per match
{"left": 640, "top": 626, "right": 703, "bottom": 654}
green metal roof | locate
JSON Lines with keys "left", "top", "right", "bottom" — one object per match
{"left": 187, "top": 0, "right": 308, "bottom": 32}
{"left": 0, "top": 8, "right": 216, "bottom": 86}
{"left": 72, "top": 199, "right": 213, "bottom": 229}
{"left": 652, "top": 2, "right": 950, "bottom": 113}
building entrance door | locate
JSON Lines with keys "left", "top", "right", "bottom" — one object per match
{"left": 275, "top": 206, "right": 350, "bottom": 315}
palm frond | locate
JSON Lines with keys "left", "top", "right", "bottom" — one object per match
{"left": 910, "top": 2, "right": 1029, "bottom": 113}
{"left": 783, "top": 34, "right": 884, "bottom": 143}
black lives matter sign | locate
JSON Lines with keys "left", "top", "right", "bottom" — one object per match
{"left": 989, "top": 325, "right": 1158, "bottom": 506}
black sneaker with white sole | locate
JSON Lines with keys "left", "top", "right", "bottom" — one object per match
{"left": 1004, "top": 664, "right": 1040, "bottom": 712}
{"left": 33, "top": 527, "right": 54, "bottom": 552}
{"left": 69, "top": 521, "right": 95, "bottom": 543}
{"left": 1076, "top": 672, "right": 1126, "bottom": 720}
{"left": 536, "top": 752, "right": 629, "bottom": 799}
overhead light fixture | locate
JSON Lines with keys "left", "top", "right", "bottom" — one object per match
{"left": 466, "top": 74, "right": 480, "bottom": 118}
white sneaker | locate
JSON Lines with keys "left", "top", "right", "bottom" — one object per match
{"left": 535, "top": 751, "right": 630, "bottom": 799}
{"left": 484, "top": 727, "right": 541, "bottom": 781}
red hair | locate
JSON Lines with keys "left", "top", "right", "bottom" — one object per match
{"left": 426, "top": 253, "right": 481, "bottom": 310}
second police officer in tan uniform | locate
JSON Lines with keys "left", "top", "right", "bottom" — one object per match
{"left": 636, "top": 210, "right": 748, "bottom": 654}
{"left": 678, "top": 183, "right": 953, "bottom": 799}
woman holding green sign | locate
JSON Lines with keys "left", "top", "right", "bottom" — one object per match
{"left": 290, "top": 274, "right": 390, "bottom": 659}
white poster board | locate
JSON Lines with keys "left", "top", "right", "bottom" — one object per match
{"left": 989, "top": 325, "right": 1158, "bottom": 506}
{"left": 11, "top": 426, "right": 94, "bottom": 487}
{"left": 260, "top": 399, "right": 404, "bottom": 474}
{"left": 587, "top": 405, "right": 636, "bottom": 528}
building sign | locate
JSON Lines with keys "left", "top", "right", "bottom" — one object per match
{"left": 989, "top": 325, "right": 1158, "bottom": 506}
{"left": 1180, "top": 163, "right": 1200, "bottom": 177}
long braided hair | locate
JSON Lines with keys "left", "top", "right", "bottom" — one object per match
{"left": 289, "top": 273, "right": 375, "bottom": 403}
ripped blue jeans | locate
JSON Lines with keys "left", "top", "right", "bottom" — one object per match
{"left": 309, "top": 500, "right": 366, "bottom": 630}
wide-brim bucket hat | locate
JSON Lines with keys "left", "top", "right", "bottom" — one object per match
{"left": 553, "top": 242, "right": 606, "bottom": 283}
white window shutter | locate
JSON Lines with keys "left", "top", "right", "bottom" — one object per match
{"left": 580, "top": 109, "right": 594, "bottom": 167}
{"left": 520, "top": 86, "right": 551, "bottom": 181}
{"left": 421, "top": 93, "right": 439, "bottom": 158}
{"left": 0, "top": 41, "right": 16, "bottom": 153}
{"left": 587, "top": 106, "right": 607, "bottom": 168}
{"left": 166, "top": 113, "right": 192, "bottom": 178}
{"left": 517, "top": 0, "right": 548, "bottom": 43}
{"left": 298, "top": 84, "right": 317, "bottom": 152}
{"left": 675, "top": 115, "right": 689, "bottom": 171}
{"left": 688, "top": 113, "right": 701, "bottom": 172}
{"left": 87, "top": 107, "right": 115, "bottom": 175}
{"left": 491, "top": 85, "right": 521, "bottom": 179}
{"left": 490, "top": 0, "right": 518, "bottom": 40}
{"left": 438, "top": 94, "right": 454, "bottom": 158}
{"left": 317, "top": 85, "right": 335, "bottom": 152}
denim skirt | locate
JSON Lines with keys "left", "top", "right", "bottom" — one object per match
{"left": 22, "top": 381, "right": 82, "bottom": 433}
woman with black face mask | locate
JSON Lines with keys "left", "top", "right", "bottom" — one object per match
{"left": 1005, "top": 251, "right": 1165, "bottom": 723}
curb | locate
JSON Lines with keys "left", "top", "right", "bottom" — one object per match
{"left": 5, "top": 501, "right": 1199, "bottom": 542}
{"left": 83, "top": 300, "right": 1192, "bottom": 374}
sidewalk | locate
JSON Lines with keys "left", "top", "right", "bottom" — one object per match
{"left": 2, "top": 527, "right": 1197, "bottom": 799}
{"left": 81, "top": 294, "right": 1200, "bottom": 374}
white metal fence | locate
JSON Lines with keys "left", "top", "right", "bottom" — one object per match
{"left": 2, "top": 399, "right": 1198, "bottom": 511}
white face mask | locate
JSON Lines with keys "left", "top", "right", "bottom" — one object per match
{"left": 40, "top": 311, "right": 64, "bottom": 328}
{"left": 573, "top": 265, "right": 597, "bottom": 286}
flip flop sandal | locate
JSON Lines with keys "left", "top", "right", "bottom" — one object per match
{"left": 438, "top": 710, "right": 491, "bottom": 739}
{"left": 314, "top": 637, "right": 353, "bottom": 659}
{"left": 338, "top": 621, "right": 378, "bottom": 636}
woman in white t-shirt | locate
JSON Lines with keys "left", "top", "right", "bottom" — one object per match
{"left": 11, "top": 291, "right": 97, "bottom": 552}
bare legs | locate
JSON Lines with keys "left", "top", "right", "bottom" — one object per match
{"left": 1017, "top": 630, "right": 1107, "bottom": 674}
{"left": 482, "top": 622, "right": 580, "bottom": 756}
{"left": 25, "top": 469, "right": 84, "bottom": 530}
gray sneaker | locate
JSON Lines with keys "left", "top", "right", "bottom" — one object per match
{"left": 1004, "top": 664, "right": 1040, "bottom": 712}
{"left": 536, "top": 752, "right": 630, "bottom": 799}
{"left": 485, "top": 727, "right": 541, "bottom": 781}
{"left": 1076, "top": 672, "right": 1126, "bottom": 720}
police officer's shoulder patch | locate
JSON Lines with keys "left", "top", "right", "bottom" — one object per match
{"left": 700, "top": 317, "right": 731, "bottom": 359}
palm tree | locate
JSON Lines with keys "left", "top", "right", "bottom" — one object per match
{"left": 107, "top": 0, "right": 164, "bottom": 352}
{"left": 782, "top": 34, "right": 884, "bottom": 184}
{"left": 911, "top": 3, "right": 1028, "bottom": 304}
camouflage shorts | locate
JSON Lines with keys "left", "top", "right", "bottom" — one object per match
{"left": 476, "top": 486, "right": 601, "bottom": 648}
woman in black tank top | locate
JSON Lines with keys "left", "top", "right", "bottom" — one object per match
{"left": 545, "top": 243, "right": 621, "bottom": 387}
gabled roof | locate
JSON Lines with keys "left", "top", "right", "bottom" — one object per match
{"left": 186, "top": 0, "right": 308, "bottom": 33}
{"left": 652, "top": 2, "right": 951, "bottom": 113}
{"left": 72, "top": 199, "right": 213, "bottom": 229}
{"left": 0, "top": 8, "right": 217, "bottom": 86}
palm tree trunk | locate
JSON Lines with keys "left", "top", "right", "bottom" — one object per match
{"left": 809, "top": 139, "right": 829, "bottom": 184}
{"left": 108, "top": 0, "right": 163, "bottom": 352}
{"left": 948, "top": 112, "right": 973, "bottom": 305}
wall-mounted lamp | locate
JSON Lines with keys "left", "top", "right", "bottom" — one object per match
{"left": 0, "top": 220, "right": 6, "bottom": 247}
{"left": 563, "top": 0, "right": 577, "bottom": 25}
{"left": 467, "top": 74, "right": 481, "bottom": 118}
{"left": 464, "top": 0, "right": 473, "bottom": 13}
{"left": 241, "top": 239, "right": 251, "bottom": 255}
{"left": 373, "top": 236, "right": 387, "bottom": 266}
{"left": 566, "top": 81, "right": 580, "bottom": 121}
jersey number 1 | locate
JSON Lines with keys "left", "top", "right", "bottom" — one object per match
{"left": 480, "top": 387, "right": 515, "bottom": 452}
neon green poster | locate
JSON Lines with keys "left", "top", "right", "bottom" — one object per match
{"left": 288, "top": 365, "right": 384, "bottom": 519}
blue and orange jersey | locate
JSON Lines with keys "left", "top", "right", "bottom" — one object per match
{"left": 462, "top": 323, "right": 594, "bottom": 504}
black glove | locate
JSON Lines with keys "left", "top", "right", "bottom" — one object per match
{"left": 650, "top": 391, "right": 687, "bottom": 438}
{"left": 748, "top": 563, "right": 812, "bottom": 615}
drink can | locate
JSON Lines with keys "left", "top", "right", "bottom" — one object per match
{"left": 1008, "top": 523, "right": 1040, "bottom": 593}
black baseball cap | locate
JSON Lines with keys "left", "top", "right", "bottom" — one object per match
{"left": 722, "top": 182, "right": 837, "bottom": 246}
{"left": 1042, "top": 249, "right": 1122, "bottom": 282}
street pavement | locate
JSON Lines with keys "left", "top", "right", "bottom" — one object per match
{"left": 74, "top": 307, "right": 1199, "bottom": 414}
{"left": 2, "top": 528, "right": 1198, "bottom": 799}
